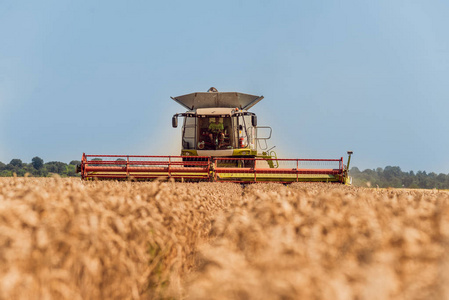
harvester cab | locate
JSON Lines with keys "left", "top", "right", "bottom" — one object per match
{"left": 78, "top": 87, "right": 353, "bottom": 184}
{"left": 171, "top": 88, "right": 274, "bottom": 160}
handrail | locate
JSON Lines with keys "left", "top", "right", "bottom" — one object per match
{"left": 255, "top": 126, "right": 272, "bottom": 150}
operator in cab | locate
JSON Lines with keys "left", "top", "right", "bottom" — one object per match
{"left": 208, "top": 117, "right": 224, "bottom": 148}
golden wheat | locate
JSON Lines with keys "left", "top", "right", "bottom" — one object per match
{"left": 0, "top": 178, "right": 448, "bottom": 299}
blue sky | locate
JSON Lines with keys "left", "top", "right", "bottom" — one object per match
{"left": 1, "top": 0, "right": 449, "bottom": 173}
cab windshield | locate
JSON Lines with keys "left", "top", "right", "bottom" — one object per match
{"left": 182, "top": 114, "right": 255, "bottom": 150}
{"left": 197, "top": 116, "right": 233, "bottom": 150}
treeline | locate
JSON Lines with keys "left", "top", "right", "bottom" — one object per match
{"left": 0, "top": 157, "right": 80, "bottom": 177}
{"left": 351, "top": 166, "right": 449, "bottom": 189}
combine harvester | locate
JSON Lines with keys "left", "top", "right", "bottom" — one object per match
{"left": 78, "top": 88, "right": 353, "bottom": 184}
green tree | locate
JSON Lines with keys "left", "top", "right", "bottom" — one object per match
{"left": 67, "top": 164, "right": 78, "bottom": 176}
{"left": 383, "top": 166, "right": 402, "bottom": 188}
{"left": 0, "top": 170, "right": 13, "bottom": 177}
{"left": 45, "top": 161, "right": 68, "bottom": 175}
{"left": 9, "top": 159, "right": 22, "bottom": 168}
{"left": 32, "top": 156, "right": 44, "bottom": 170}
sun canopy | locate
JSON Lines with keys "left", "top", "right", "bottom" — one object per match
{"left": 171, "top": 92, "right": 264, "bottom": 110}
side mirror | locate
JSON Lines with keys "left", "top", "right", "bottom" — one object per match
{"left": 172, "top": 115, "right": 178, "bottom": 128}
{"left": 252, "top": 115, "right": 257, "bottom": 127}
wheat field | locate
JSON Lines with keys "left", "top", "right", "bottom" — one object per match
{"left": 0, "top": 177, "right": 448, "bottom": 299}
